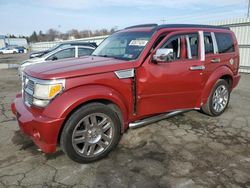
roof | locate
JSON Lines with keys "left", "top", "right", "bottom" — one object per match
{"left": 124, "top": 23, "right": 230, "bottom": 31}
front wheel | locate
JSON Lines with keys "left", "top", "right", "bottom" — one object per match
{"left": 60, "top": 103, "right": 121, "bottom": 163}
{"left": 201, "top": 79, "right": 230, "bottom": 116}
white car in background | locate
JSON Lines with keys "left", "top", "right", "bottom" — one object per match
{"left": 19, "top": 45, "right": 95, "bottom": 76}
{"left": 0, "top": 47, "right": 19, "bottom": 54}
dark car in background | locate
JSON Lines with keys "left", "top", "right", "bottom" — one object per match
{"left": 15, "top": 46, "right": 27, "bottom": 53}
{"left": 30, "top": 42, "right": 97, "bottom": 58}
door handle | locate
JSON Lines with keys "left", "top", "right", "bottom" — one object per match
{"left": 189, "top": 65, "right": 205, "bottom": 71}
{"left": 211, "top": 58, "right": 221, "bottom": 63}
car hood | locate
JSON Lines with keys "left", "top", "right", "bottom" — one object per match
{"left": 22, "top": 57, "right": 46, "bottom": 66}
{"left": 25, "top": 56, "right": 136, "bottom": 80}
{"left": 31, "top": 50, "right": 49, "bottom": 55}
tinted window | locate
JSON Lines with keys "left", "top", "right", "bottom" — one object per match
{"left": 187, "top": 34, "right": 198, "bottom": 58}
{"left": 78, "top": 48, "right": 94, "bottom": 57}
{"left": 161, "top": 33, "right": 198, "bottom": 61}
{"left": 215, "top": 33, "right": 234, "bottom": 53}
{"left": 204, "top": 33, "right": 214, "bottom": 54}
{"left": 162, "top": 35, "right": 182, "bottom": 60}
{"left": 152, "top": 35, "right": 166, "bottom": 50}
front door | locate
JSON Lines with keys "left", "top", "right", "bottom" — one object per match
{"left": 137, "top": 31, "right": 204, "bottom": 117}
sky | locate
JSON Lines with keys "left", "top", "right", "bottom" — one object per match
{"left": 0, "top": 0, "right": 249, "bottom": 36}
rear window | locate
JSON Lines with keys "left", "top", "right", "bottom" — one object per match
{"left": 215, "top": 33, "right": 235, "bottom": 54}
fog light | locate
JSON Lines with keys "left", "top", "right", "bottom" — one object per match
{"left": 33, "top": 98, "right": 50, "bottom": 107}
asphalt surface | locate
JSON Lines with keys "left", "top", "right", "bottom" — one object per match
{"left": 0, "top": 54, "right": 250, "bottom": 188}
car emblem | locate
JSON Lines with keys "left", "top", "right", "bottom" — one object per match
{"left": 229, "top": 58, "right": 234, "bottom": 65}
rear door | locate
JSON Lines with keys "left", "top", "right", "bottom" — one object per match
{"left": 202, "top": 32, "right": 219, "bottom": 82}
{"left": 202, "top": 31, "right": 236, "bottom": 83}
{"left": 137, "top": 31, "right": 204, "bottom": 117}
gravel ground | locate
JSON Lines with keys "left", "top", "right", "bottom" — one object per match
{"left": 0, "top": 55, "right": 250, "bottom": 188}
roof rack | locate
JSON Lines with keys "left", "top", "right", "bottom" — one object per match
{"left": 124, "top": 23, "right": 230, "bottom": 31}
{"left": 125, "top": 24, "right": 158, "bottom": 29}
{"left": 156, "top": 24, "right": 230, "bottom": 30}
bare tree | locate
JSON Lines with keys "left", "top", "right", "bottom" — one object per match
{"left": 27, "top": 27, "right": 118, "bottom": 42}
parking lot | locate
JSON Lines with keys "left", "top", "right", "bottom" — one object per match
{"left": 0, "top": 54, "right": 250, "bottom": 188}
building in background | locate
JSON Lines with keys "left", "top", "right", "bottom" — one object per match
{"left": 0, "top": 35, "right": 28, "bottom": 48}
{"left": 0, "top": 35, "right": 6, "bottom": 48}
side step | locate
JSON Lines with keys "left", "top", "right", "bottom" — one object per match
{"left": 129, "top": 110, "right": 187, "bottom": 129}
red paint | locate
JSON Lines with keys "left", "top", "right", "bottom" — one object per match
{"left": 11, "top": 25, "right": 240, "bottom": 153}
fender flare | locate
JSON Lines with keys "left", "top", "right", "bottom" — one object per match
{"left": 199, "top": 66, "right": 234, "bottom": 106}
{"left": 43, "top": 85, "right": 129, "bottom": 130}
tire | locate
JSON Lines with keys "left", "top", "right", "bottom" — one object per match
{"left": 60, "top": 103, "right": 121, "bottom": 163}
{"left": 201, "top": 79, "right": 230, "bottom": 116}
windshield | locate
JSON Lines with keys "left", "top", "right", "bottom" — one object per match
{"left": 92, "top": 31, "right": 153, "bottom": 61}
{"left": 48, "top": 43, "right": 62, "bottom": 52}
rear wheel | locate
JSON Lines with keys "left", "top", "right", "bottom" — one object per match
{"left": 201, "top": 79, "right": 230, "bottom": 116}
{"left": 60, "top": 103, "right": 121, "bottom": 163}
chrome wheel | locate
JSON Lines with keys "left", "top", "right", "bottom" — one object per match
{"left": 212, "top": 85, "right": 229, "bottom": 113}
{"left": 72, "top": 113, "right": 114, "bottom": 157}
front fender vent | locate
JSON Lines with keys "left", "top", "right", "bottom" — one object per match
{"left": 114, "top": 69, "right": 134, "bottom": 79}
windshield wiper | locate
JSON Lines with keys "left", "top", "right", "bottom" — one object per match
{"left": 92, "top": 54, "right": 119, "bottom": 59}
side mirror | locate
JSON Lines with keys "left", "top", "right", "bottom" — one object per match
{"left": 153, "top": 48, "right": 174, "bottom": 63}
{"left": 52, "top": 56, "right": 58, "bottom": 61}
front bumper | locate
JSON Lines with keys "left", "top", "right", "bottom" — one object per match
{"left": 11, "top": 93, "right": 64, "bottom": 153}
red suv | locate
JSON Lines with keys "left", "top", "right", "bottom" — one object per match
{"left": 11, "top": 24, "right": 240, "bottom": 163}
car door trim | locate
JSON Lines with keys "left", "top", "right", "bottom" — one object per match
{"left": 211, "top": 32, "right": 219, "bottom": 54}
{"left": 198, "top": 31, "right": 205, "bottom": 61}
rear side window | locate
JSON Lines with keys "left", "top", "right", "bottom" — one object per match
{"left": 215, "top": 33, "right": 235, "bottom": 53}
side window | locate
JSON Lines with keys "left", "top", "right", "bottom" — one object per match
{"left": 152, "top": 35, "right": 166, "bottom": 50}
{"left": 161, "top": 35, "right": 183, "bottom": 60}
{"left": 215, "top": 33, "right": 235, "bottom": 53}
{"left": 204, "top": 33, "right": 214, "bottom": 54}
{"left": 78, "top": 48, "right": 94, "bottom": 57}
{"left": 47, "top": 48, "right": 75, "bottom": 60}
{"left": 160, "top": 33, "right": 198, "bottom": 61}
{"left": 187, "top": 34, "right": 198, "bottom": 58}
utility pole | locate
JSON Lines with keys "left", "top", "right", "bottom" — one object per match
{"left": 161, "top": 18, "right": 167, "bottom": 24}
{"left": 248, "top": 0, "right": 250, "bottom": 18}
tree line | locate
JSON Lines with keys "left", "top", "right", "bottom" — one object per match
{"left": 8, "top": 27, "right": 118, "bottom": 43}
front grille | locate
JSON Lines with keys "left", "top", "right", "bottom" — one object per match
{"left": 24, "top": 92, "right": 33, "bottom": 105}
{"left": 27, "top": 80, "right": 34, "bottom": 91}
{"left": 22, "top": 75, "right": 35, "bottom": 106}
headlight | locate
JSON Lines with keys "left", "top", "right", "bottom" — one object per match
{"left": 22, "top": 75, "right": 65, "bottom": 108}
{"left": 34, "top": 83, "right": 63, "bottom": 100}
